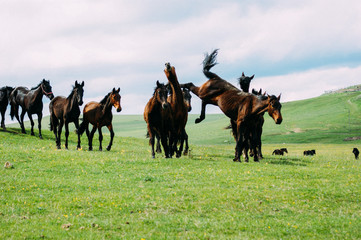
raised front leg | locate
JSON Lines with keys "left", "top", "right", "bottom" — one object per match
{"left": 106, "top": 124, "right": 114, "bottom": 151}
{"left": 195, "top": 101, "right": 207, "bottom": 124}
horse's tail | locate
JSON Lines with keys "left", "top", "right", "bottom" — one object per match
{"left": 9, "top": 90, "right": 17, "bottom": 120}
{"left": 203, "top": 49, "right": 219, "bottom": 79}
{"left": 77, "top": 120, "right": 87, "bottom": 136}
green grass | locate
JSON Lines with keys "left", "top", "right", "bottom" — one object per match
{"left": 1, "top": 89, "right": 361, "bottom": 239}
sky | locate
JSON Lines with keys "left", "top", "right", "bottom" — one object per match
{"left": 1, "top": 0, "right": 361, "bottom": 120}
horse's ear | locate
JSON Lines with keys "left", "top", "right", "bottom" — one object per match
{"left": 242, "top": 72, "right": 245, "bottom": 77}
{"left": 112, "top": 87, "right": 116, "bottom": 93}
{"left": 277, "top": 94, "right": 281, "bottom": 101}
{"left": 117, "top": 88, "right": 120, "bottom": 93}
{"left": 250, "top": 74, "right": 255, "bottom": 80}
{"left": 75, "top": 80, "right": 78, "bottom": 86}
{"left": 156, "top": 80, "right": 161, "bottom": 87}
{"left": 81, "top": 81, "right": 84, "bottom": 87}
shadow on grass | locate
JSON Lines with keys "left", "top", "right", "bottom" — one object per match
{"left": 264, "top": 156, "right": 309, "bottom": 166}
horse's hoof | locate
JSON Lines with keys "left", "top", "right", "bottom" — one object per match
{"left": 195, "top": 118, "right": 203, "bottom": 124}
{"left": 183, "top": 151, "right": 188, "bottom": 156}
{"left": 233, "top": 158, "right": 241, "bottom": 162}
{"left": 39, "top": 136, "right": 43, "bottom": 139}
{"left": 57, "top": 146, "right": 61, "bottom": 150}
{"left": 88, "top": 147, "right": 93, "bottom": 151}
{"left": 106, "top": 146, "right": 111, "bottom": 151}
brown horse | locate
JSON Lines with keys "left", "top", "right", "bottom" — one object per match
{"left": 0, "top": 86, "right": 14, "bottom": 129}
{"left": 144, "top": 81, "right": 173, "bottom": 158}
{"left": 164, "top": 62, "right": 188, "bottom": 158}
{"left": 182, "top": 49, "right": 282, "bottom": 162}
{"left": 78, "top": 88, "right": 121, "bottom": 151}
{"left": 10, "top": 79, "right": 54, "bottom": 139}
{"left": 49, "top": 81, "right": 84, "bottom": 149}
{"left": 238, "top": 72, "right": 254, "bottom": 93}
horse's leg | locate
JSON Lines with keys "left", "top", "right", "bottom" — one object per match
{"left": 98, "top": 127, "right": 103, "bottom": 151}
{"left": 74, "top": 120, "right": 81, "bottom": 150}
{"left": 106, "top": 124, "right": 114, "bottom": 151}
{"left": 234, "top": 121, "right": 245, "bottom": 162}
{"left": 27, "top": 113, "right": 35, "bottom": 136}
{"left": 195, "top": 101, "right": 207, "bottom": 124}
{"left": 51, "top": 117, "right": 60, "bottom": 149}
{"left": 88, "top": 125, "right": 96, "bottom": 151}
{"left": 183, "top": 130, "right": 189, "bottom": 156}
{"left": 20, "top": 109, "right": 26, "bottom": 134}
{"left": 160, "top": 131, "right": 170, "bottom": 158}
{"left": 37, "top": 112, "right": 43, "bottom": 139}
{"left": 64, "top": 122, "right": 69, "bottom": 150}
{"left": 176, "top": 131, "right": 185, "bottom": 158}
{"left": 57, "top": 120, "right": 64, "bottom": 149}
{"left": 148, "top": 129, "right": 156, "bottom": 158}
{"left": 1, "top": 110, "right": 5, "bottom": 129}
{"left": 155, "top": 134, "right": 162, "bottom": 154}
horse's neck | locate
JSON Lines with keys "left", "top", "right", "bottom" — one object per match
{"left": 168, "top": 75, "right": 183, "bottom": 105}
{"left": 149, "top": 94, "right": 161, "bottom": 112}
{"left": 102, "top": 96, "right": 113, "bottom": 114}
{"left": 252, "top": 97, "right": 269, "bottom": 115}
{"left": 67, "top": 90, "right": 78, "bottom": 112}
{"left": 32, "top": 86, "right": 44, "bottom": 102}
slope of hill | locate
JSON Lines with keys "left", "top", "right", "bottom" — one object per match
{"left": 7, "top": 87, "right": 361, "bottom": 145}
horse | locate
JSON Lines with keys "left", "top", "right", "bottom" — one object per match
{"left": 78, "top": 88, "right": 121, "bottom": 151}
{"left": 238, "top": 72, "right": 254, "bottom": 93}
{"left": 164, "top": 62, "right": 189, "bottom": 158}
{"left": 0, "top": 86, "right": 14, "bottom": 129}
{"left": 49, "top": 81, "right": 84, "bottom": 149}
{"left": 181, "top": 49, "right": 282, "bottom": 162}
{"left": 9, "top": 79, "right": 54, "bottom": 139}
{"left": 352, "top": 148, "right": 359, "bottom": 159}
{"left": 272, "top": 148, "right": 288, "bottom": 156}
{"left": 144, "top": 81, "right": 173, "bottom": 158}
{"left": 303, "top": 150, "right": 316, "bottom": 156}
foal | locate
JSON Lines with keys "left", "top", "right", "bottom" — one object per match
{"left": 49, "top": 81, "right": 84, "bottom": 149}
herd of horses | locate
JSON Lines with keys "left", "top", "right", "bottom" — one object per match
{"left": 1, "top": 49, "right": 358, "bottom": 161}
{"left": 0, "top": 80, "right": 122, "bottom": 151}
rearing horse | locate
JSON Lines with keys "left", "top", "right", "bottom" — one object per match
{"left": 78, "top": 88, "right": 121, "bottom": 151}
{"left": 49, "top": 81, "right": 84, "bottom": 149}
{"left": 10, "top": 79, "right": 54, "bottom": 139}
{"left": 0, "top": 86, "right": 14, "bottom": 129}
{"left": 164, "top": 63, "right": 188, "bottom": 158}
{"left": 182, "top": 49, "right": 282, "bottom": 162}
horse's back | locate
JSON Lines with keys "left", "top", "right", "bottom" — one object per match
{"left": 50, "top": 96, "right": 67, "bottom": 117}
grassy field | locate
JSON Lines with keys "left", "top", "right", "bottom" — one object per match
{"left": 1, "top": 89, "right": 361, "bottom": 239}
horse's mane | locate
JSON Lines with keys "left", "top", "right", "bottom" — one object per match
{"left": 203, "top": 49, "right": 221, "bottom": 79}
{"left": 67, "top": 85, "right": 76, "bottom": 100}
{"left": 31, "top": 82, "right": 42, "bottom": 90}
{"left": 100, "top": 92, "right": 111, "bottom": 104}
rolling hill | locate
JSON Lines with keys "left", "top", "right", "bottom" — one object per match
{"left": 7, "top": 85, "right": 361, "bottom": 145}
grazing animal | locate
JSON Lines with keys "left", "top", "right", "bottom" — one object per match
{"left": 272, "top": 148, "right": 288, "bottom": 156}
{"left": 49, "top": 81, "right": 84, "bottom": 149}
{"left": 78, "top": 88, "right": 121, "bottom": 151}
{"left": 181, "top": 49, "right": 282, "bottom": 162}
{"left": 164, "top": 63, "right": 188, "bottom": 158}
{"left": 0, "top": 86, "right": 14, "bottom": 129}
{"left": 9, "top": 79, "right": 54, "bottom": 139}
{"left": 352, "top": 148, "right": 359, "bottom": 159}
{"left": 303, "top": 150, "right": 316, "bottom": 156}
{"left": 144, "top": 81, "right": 173, "bottom": 158}
{"left": 238, "top": 72, "right": 255, "bottom": 93}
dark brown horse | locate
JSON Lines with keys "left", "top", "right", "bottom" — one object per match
{"left": 49, "top": 81, "right": 84, "bottom": 149}
{"left": 238, "top": 72, "right": 254, "bottom": 93}
{"left": 78, "top": 88, "right": 121, "bottom": 151}
{"left": 0, "top": 86, "right": 14, "bottom": 129}
{"left": 272, "top": 148, "right": 288, "bottom": 155}
{"left": 164, "top": 63, "right": 188, "bottom": 158}
{"left": 182, "top": 49, "right": 282, "bottom": 162}
{"left": 144, "top": 81, "right": 173, "bottom": 158}
{"left": 10, "top": 79, "right": 54, "bottom": 139}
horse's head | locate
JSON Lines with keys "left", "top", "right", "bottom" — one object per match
{"left": 110, "top": 88, "right": 122, "bottom": 112}
{"left": 238, "top": 72, "right": 254, "bottom": 93}
{"left": 267, "top": 94, "right": 282, "bottom": 124}
{"left": 74, "top": 80, "right": 84, "bottom": 106}
{"left": 182, "top": 87, "right": 192, "bottom": 112}
{"left": 155, "top": 81, "right": 169, "bottom": 109}
{"left": 41, "top": 79, "right": 54, "bottom": 100}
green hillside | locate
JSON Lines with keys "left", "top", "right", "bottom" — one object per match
{"left": 8, "top": 87, "right": 361, "bottom": 145}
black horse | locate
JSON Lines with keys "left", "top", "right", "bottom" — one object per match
{"left": 49, "top": 81, "right": 84, "bottom": 149}
{"left": 0, "top": 86, "right": 14, "bottom": 129}
{"left": 10, "top": 79, "right": 54, "bottom": 139}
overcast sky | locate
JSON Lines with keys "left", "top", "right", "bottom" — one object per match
{"left": 1, "top": 0, "right": 361, "bottom": 118}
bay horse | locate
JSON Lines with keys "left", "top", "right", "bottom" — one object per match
{"left": 144, "top": 81, "right": 173, "bottom": 158}
{"left": 164, "top": 62, "right": 188, "bottom": 158}
{"left": 181, "top": 49, "right": 282, "bottom": 162}
{"left": 78, "top": 88, "right": 121, "bottom": 151}
{"left": 0, "top": 86, "right": 14, "bottom": 129}
{"left": 49, "top": 81, "right": 84, "bottom": 149}
{"left": 9, "top": 79, "right": 54, "bottom": 139}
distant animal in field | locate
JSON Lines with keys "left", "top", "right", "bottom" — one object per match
{"left": 303, "top": 150, "right": 316, "bottom": 156}
{"left": 272, "top": 148, "right": 288, "bottom": 155}
{"left": 0, "top": 86, "right": 14, "bottom": 129}
{"left": 352, "top": 148, "right": 359, "bottom": 159}
{"left": 181, "top": 49, "right": 282, "bottom": 162}
{"left": 144, "top": 81, "right": 173, "bottom": 158}
{"left": 9, "top": 79, "right": 54, "bottom": 139}
{"left": 78, "top": 88, "right": 121, "bottom": 151}
{"left": 49, "top": 81, "right": 84, "bottom": 149}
